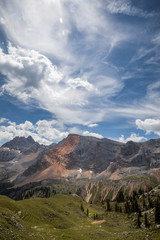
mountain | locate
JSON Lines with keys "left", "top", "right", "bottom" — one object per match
{"left": 2, "top": 136, "right": 41, "bottom": 155}
{"left": 13, "top": 134, "right": 160, "bottom": 186}
{"left": 1, "top": 134, "right": 160, "bottom": 188}
{"left": 1, "top": 135, "right": 160, "bottom": 240}
{"left": 14, "top": 134, "right": 123, "bottom": 185}
{"left": 0, "top": 136, "right": 54, "bottom": 182}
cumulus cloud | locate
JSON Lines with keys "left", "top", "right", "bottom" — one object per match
{"left": 0, "top": 118, "right": 104, "bottom": 145}
{"left": 136, "top": 118, "right": 160, "bottom": 136}
{"left": 0, "top": 118, "right": 7, "bottom": 124}
{"left": 0, "top": 43, "right": 123, "bottom": 125}
{"left": 82, "top": 131, "right": 103, "bottom": 139}
{"left": 106, "top": 0, "right": 155, "bottom": 18}
{"left": 0, "top": 118, "right": 69, "bottom": 145}
{"left": 119, "top": 133, "right": 147, "bottom": 143}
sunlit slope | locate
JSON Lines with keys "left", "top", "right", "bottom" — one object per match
{"left": 0, "top": 194, "right": 159, "bottom": 240}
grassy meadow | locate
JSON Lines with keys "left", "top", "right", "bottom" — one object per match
{"left": 0, "top": 194, "right": 160, "bottom": 240}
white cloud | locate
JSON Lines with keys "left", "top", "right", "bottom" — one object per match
{"left": 0, "top": 118, "right": 7, "bottom": 124}
{"left": 36, "top": 120, "right": 68, "bottom": 141}
{"left": 82, "top": 131, "right": 103, "bottom": 139}
{"left": 130, "top": 47, "right": 155, "bottom": 63}
{"left": 68, "top": 78, "right": 94, "bottom": 92}
{"left": 0, "top": 118, "right": 104, "bottom": 145}
{"left": 152, "top": 34, "right": 160, "bottom": 46}
{"left": 0, "top": 43, "right": 124, "bottom": 125}
{"left": 0, "top": 17, "right": 5, "bottom": 25}
{"left": 136, "top": 118, "right": 160, "bottom": 136}
{"left": 88, "top": 123, "right": 98, "bottom": 128}
{"left": 0, "top": 0, "right": 158, "bottom": 129}
{"left": 119, "top": 133, "right": 147, "bottom": 143}
{"left": 0, "top": 118, "right": 69, "bottom": 145}
{"left": 0, "top": 0, "right": 127, "bottom": 63}
{"left": 106, "top": 0, "right": 155, "bottom": 18}
{"left": 108, "top": 78, "right": 160, "bottom": 120}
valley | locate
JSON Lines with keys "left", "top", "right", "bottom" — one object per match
{"left": 0, "top": 193, "right": 160, "bottom": 240}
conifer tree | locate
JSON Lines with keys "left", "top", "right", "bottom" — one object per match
{"left": 116, "top": 190, "right": 125, "bottom": 203}
{"left": 87, "top": 208, "right": 89, "bottom": 217}
{"left": 115, "top": 202, "right": 118, "bottom": 212}
{"left": 138, "top": 208, "right": 142, "bottom": 218}
{"left": 137, "top": 213, "right": 141, "bottom": 228}
{"left": 134, "top": 198, "right": 139, "bottom": 213}
{"left": 155, "top": 197, "right": 160, "bottom": 224}
{"left": 125, "top": 200, "right": 131, "bottom": 214}
{"left": 148, "top": 196, "right": 153, "bottom": 209}
{"left": 81, "top": 203, "right": 84, "bottom": 212}
{"left": 143, "top": 194, "right": 146, "bottom": 210}
{"left": 144, "top": 213, "right": 150, "bottom": 228}
{"left": 107, "top": 199, "right": 111, "bottom": 211}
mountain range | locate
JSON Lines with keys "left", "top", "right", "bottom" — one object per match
{"left": 1, "top": 134, "right": 160, "bottom": 188}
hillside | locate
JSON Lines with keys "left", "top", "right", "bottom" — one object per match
{"left": 0, "top": 194, "right": 160, "bottom": 240}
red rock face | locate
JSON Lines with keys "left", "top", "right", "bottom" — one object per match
{"left": 15, "top": 134, "right": 81, "bottom": 185}
{"left": 47, "top": 134, "right": 81, "bottom": 163}
{"left": 38, "top": 134, "right": 81, "bottom": 170}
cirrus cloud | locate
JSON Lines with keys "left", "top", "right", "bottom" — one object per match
{"left": 106, "top": 0, "right": 155, "bottom": 18}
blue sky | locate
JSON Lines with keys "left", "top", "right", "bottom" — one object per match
{"left": 0, "top": 0, "right": 160, "bottom": 145}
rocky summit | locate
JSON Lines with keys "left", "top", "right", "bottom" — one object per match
{"left": 0, "top": 136, "right": 53, "bottom": 183}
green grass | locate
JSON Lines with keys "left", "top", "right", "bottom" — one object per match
{"left": 0, "top": 194, "right": 160, "bottom": 240}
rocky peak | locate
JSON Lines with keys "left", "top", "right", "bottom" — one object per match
{"left": 121, "top": 141, "right": 140, "bottom": 158}
{"left": 2, "top": 136, "right": 40, "bottom": 154}
{"left": 26, "top": 136, "right": 35, "bottom": 144}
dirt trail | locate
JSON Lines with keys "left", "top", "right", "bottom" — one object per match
{"left": 91, "top": 220, "right": 106, "bottom": 225}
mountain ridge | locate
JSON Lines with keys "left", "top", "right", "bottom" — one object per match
{"left": 1, "top": 134, "right": 160, "bottom": 187}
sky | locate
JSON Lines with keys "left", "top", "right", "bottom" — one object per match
{"left": 0, "top": 0, "right": 160, "bottom": 145}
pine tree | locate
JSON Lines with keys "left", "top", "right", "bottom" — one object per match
{"left": 81, "top": 203, "right": 84, "bottom": 212}
{"left": 125, "top": 200, "right": 131, "bottom": 214}
{"left": 138, "top": 208, "right": 142, "bottom": 218}
{"left": 155, "top": 197, "right": 160, "bottom": 224}
{"left": 107, "top": 199, "right": 111, "bottom": 211}
{"left": 115, "top": 202, "right": 118, "bottom": 212}
{"left": 134, "top": 198, "right": 139, "bottom": 213}
{"left": 137, "top": 213, "right": 141, "bottom": 228}
{"left": 116, "top": 190, "right": 125, "bottom": 203}
{"left": 133, "top": 191, "right": 137, "bottom": 200}
{"left": 148, "top": 196, "right": 153, "bottom": 209}
{"left": 119, "top": 206, "right": 122, "bottom": 213}
{"left": 87, "top": 208, "right": 89, "bottom": 217}
{"left": 143, "top": 194, "right": 146, "bottom": 210}
{"left": 144, "top": 213, "right": 150, "bottom": 228}
{"left": 138, "top": 188, "right": 144, "bottom": 196}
